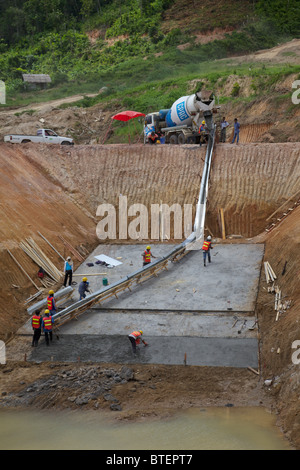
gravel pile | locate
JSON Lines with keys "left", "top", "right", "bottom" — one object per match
{"left": 0, "top": 365, "right": 135, "bottom": 412}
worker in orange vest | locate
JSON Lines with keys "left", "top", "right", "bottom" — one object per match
{"left": 142, "top": 245, "right": 157, "bottom": 267}
{"left": 148, "top": 131, "right": 158, "bottom": 144}
{"left": 42, "top": 309, "right": 54, "bottom": 346}
{"left": 47, "top": 290, "right": 57, "bottom": 316}
{"left": 202, "top": 235, "right": 213, "bottom": 267}
{"left": 31, "top": 310, "right": 42, "bottom": 347}
{"left": 128, "top": 330, "right": 148, "bottom": 354}
{"left": 199, "top": 120, "right": 207, "bottom": 147}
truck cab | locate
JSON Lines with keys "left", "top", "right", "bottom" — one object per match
{"left": 4, "top": 129, "right": 74, "bottom": 145}
{"left": 144, "top": 112, "right": 161, "bottom": 143}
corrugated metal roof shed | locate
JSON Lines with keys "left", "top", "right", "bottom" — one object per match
{"left": 22, "top": 74, "right": 51, "bottom": 83}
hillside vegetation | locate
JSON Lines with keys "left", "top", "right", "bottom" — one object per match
{"left": 0, "top": 0, "right": 299, "bottom": 104}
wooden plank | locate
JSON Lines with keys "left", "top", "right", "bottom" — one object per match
{"left": 247, "top": 366, "right": 259, "bottom": 376}
{"left": 266, "top": 189, "right": 300, "bottom": 221}
{"left": 58, "top": 235, "right": 84, "bottom": 261}
{"left": 72, "top": 273, "right": 107, "bottom": 276}
{"left": 219, "top": 208, "right": 226, "bottom": 240}
{"left": 7, "top": 249, "right": 40, "bottom": 290}
{"left": 267, "top": 261, "right": 277, "bottom": 280}
{"left": 264, "top": 262, "right": 270, "bottom": 283}
{"left": 37, "top": 231, "right": 65, "bottom": 261}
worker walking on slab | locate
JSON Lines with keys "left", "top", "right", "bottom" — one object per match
{"left": 202, "top": 235, "right": 213, "bottom": 267}
{"left": 142, "top": 245, "right": 157, "bottom": 267}
{"left": 31, "top": 310, "right": 42, "bottom": 347}
{"left": 78, "top": 277, "right": 91, "bottom": 300}
{"left": 47, "top": 290, "right": 57, "bottom": 316}
{"left": 63, "top": 256, "right": 73, "bottom": 287}
{"left": 128, "top": 330, "right": 148, "bottom": 354}
{"left": 42, "top": 309, "right": 54, "bottom": 346}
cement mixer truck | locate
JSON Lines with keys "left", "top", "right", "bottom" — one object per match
{"left": 144, "top": 89, "right": 218, "bottom": 144}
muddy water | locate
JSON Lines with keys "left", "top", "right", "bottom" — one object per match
{"left": 0, "top": 407, "right": 291, "bottom": 450}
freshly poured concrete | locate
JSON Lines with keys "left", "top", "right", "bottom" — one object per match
{"left": 29, "top": 334, "right": 258, "bottom": 368}
{"left": 23, "top": 243, "right": 264, "bottom": 368}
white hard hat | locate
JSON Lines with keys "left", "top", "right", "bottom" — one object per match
{"left": 207, "top": 235, "right": 212, "bottom": 240}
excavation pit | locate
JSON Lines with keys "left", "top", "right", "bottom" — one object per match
{"left": 20, "top": 243, "right": 264, "bottom": 368}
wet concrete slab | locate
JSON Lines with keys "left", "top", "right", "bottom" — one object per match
{"left": 27, "top": 335, "right": 258, "bottom": 368}
{"left": 69, "top": 243, "right": 264, "bottom": 312}
{"left": 52, "top": 310, "right": 257, "bottom": 339}
{"left": 20, "top": 243, "right": 263, "bottom": 368}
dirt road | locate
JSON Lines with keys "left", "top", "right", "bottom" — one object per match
{"left": 0, "top": 93, "right": 98, "bottom": 116}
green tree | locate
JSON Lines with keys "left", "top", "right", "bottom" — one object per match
{"left": 0, "top": 6, "right": 26, "bottom": 43}
{"left": 23, "top": 0, "right": 64, "bottom": 34}
{"left": 256, "top": 0, "right": 300, "bottom": 36}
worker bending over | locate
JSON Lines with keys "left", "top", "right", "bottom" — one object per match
{"left": 128, "top": 330, "right": 148, "bottom": 354}
{"left": 202, "top": 235, "right": 213, "bottom": 267}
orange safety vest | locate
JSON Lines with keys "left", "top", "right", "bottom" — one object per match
{"left": 130, "top": 331, "right": 142, "bottom": 344}
{"left": 32, "top": 315, "right": 41, "bottom": 329}
{"left": 202, "top": 240, "right": 211, "bottom": 251}
{"left": 144, "top": 250, "right": 151, "bottom": 263}
{"left": 43, "top": 316, "right": 53, "bottom": 331}
{"left": 47, "top": 296, "right": 55, "bottom": 310}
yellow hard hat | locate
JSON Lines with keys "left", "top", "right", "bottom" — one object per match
{"left": 44, "top": 309, "right": 50, "bottom": 314}
{"left": 146, "top": 245, "right": 151, "bottom": 250}
{"left": 48, "top": 290, "right": 54, "bottom": 295}
{"left": 202, "top": 120, "right": 205, "bottom": 125}
{"left": 83, "top": 277, "right": 88, "bottom": 282}
{"left": 139, "top": 330, "right": 143, "bottom": 335}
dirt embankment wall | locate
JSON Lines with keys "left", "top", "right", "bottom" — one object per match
{"left": 17, "top": 141, "right": 300, "bottom": 239}
{"left": 255, "top": 205, "right": 300, "bottom": 448}
{"left": 208, "top": 142, "right": 300, "bottom": 237}
{"left": 1, "top": 141, "right": 299, "bottom": 342}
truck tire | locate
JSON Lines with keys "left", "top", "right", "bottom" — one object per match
{"left": 169, "top": 134, "right": 178, "bottom": 145}
{"left": 21, "top": 139, "right": 31, "bottom": 144}
{"left": 61, "top": 141, "right": 72, "bottom": 145}
{"left": 187, "top": 135, "right": 196, "bottom": 144}
{"left": 178, "top": 133, "right": 186, "bottom": 145}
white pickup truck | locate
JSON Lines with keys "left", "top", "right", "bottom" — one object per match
{"left": 4, "top": 128, "right": 74, "bottom": 145}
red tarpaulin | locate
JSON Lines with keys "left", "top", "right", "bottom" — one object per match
{"left": 111, "top": 110, "right": 145, "bottom": 122}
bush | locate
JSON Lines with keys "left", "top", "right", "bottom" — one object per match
{"left": 231, "top": 82, "right": 240, "bottom": 97}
